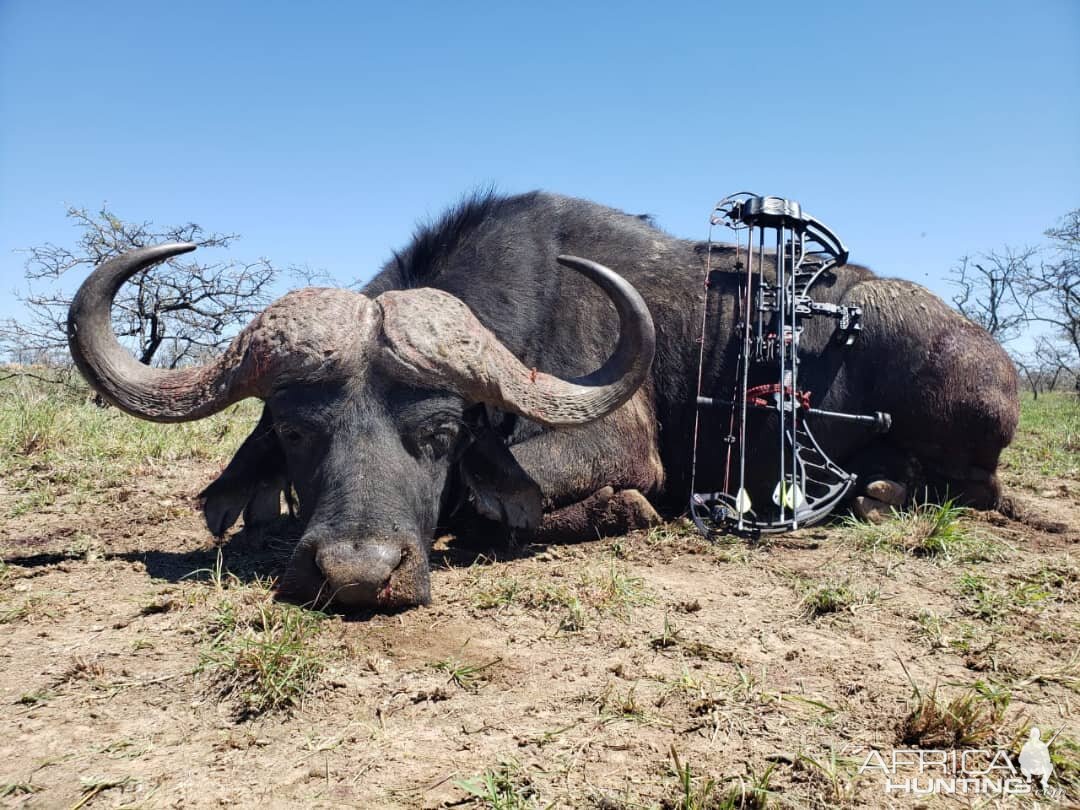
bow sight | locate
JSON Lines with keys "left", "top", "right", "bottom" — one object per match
{"left": 690, "top": 193, "right": 892, "bottom": 539}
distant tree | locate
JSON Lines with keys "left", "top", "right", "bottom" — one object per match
{"left": 1012, "top": 336, "right": 1075, "bottom": 399}
{"left": 1, "top": 207, "right": 280, "bottom": 369}
{"left": 1020, "top": 208, "right": 1080, "bottom": 371}
{"left": 949, "top": 248, "right": 1033, "bottom": 343}
{"left": 949, "top": 208, "right": 1079, "bottom": 397}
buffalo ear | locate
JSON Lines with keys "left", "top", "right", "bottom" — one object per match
{"left": 458, "top": 428, "right": 543, "bottom": 531}
{"left": 199, "top": 406, "right": 288, "bottom": 536}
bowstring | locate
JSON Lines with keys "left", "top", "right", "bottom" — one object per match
{"left": 687, "top": 215, "right": 715, "bottom": 513}
{"left": 721, "top": 229, "right": 743, "bottom": 496}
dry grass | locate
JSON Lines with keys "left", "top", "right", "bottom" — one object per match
{"left": 469, "top": 559, "right": 652, "bottom": 631}
{"left": 897, "top": 668, "right": 1011, "bottom": 748}
{"left": 0, "top": 370, "right": 258, "bottom": 518}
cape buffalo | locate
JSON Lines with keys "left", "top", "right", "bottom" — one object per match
{"left": 68, "top": 191, "right": 1019, "bottom": 609}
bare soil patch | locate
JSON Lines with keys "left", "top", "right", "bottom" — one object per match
{"left": 2, "top": 441, "right": 1079, "bottom": 807}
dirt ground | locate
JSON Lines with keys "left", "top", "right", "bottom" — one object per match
{"left": 1, "top": 449, "right": 1078, "bottom": 807}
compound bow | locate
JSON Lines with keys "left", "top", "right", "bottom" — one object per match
{"left": 689, "top": 193, "right": 892, "bottom": 539}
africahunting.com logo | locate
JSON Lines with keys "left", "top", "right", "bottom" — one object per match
{"left": 851, "top": 728, "right": 1063, "bottom": 800}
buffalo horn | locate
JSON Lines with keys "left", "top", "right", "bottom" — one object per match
{"left": 375, "top": 255, "right": 655, "bottom": 427}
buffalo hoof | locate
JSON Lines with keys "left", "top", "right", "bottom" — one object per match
{"left": 864, "top": 479, "right": 907, "bottom": 507}
{"left": 852, "top": 495, "right": 893, "bottom": 524}
{"left": 615, "top": 488, "right": 663, "bottom": 529}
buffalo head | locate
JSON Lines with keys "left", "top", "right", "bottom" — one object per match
{"left": 68, "top": 244, "right": 654, "bottom": 610}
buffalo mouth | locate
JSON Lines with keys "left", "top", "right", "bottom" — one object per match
{"left": 278, "top": 535, "right": 431, "bottom": 611}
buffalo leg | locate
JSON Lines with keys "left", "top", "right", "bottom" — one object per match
{"left": 534, "top": 486, "right": 661, "bottom": 543}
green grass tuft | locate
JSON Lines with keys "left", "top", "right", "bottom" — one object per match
{"left": 898, "top": 670, "right": 1010, "bottom": 748}
{"left": 434, "top": 656, "right": 501, "bottom": 691}
{"left": 843, "top": 497, "right": 1001, "bottom": 562}
{"left": 455, "top": 759, "right": 544, "bottom": 809}
{"left": 957, "top": 571, "right": 1052, "bottom": 623}
{"left": 800, "top": 579, "right": 862, "bottom": 618}
{"left": 666, "top": 746, "right": 719, "bottom": 810}
{"left": 197, "top": 561, "right": 328, "bottom": 719}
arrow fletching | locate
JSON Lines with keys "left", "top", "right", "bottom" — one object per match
{"left": 772, "top": 480, "right": 806, "bottom": 510}
{"left": 734, "top": 488, "right": 752, "bottom": 515}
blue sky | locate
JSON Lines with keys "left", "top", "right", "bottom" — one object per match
{"left": 1, "top": 0, "right": 1077, "bottom": 324}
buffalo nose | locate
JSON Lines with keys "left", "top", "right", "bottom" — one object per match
{"left": 314, "top": 539, "right": 404, "bottom": 606}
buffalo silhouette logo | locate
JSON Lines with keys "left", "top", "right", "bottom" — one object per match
{"left": 1019, "top": 727, "right": 1054, "bottom": 790}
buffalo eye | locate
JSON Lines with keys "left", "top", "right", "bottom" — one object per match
{"left": 409, "top": 423, "right": 460, "bottom": 460}
{"left": 276, "top": 425, "right": 305, "bottom": 447}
